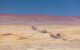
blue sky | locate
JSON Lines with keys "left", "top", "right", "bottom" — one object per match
{"left": 0, "top": 0, "right": 80, "bottom": 16}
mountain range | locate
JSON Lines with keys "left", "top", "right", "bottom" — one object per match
{"left": 0, "top": 14, "right": 80, "bottom": 25}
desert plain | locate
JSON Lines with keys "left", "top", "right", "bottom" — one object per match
{"left": 0, "top": 14, "right": 80, "bottom": 50}
{"left": 0, "top": 25, "right": 80, "bottom": 50}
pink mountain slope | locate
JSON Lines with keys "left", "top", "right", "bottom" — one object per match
{"left": 0, "top": 14, "right": 80, "bottom": 25}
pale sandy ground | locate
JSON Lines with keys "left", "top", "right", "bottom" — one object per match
{"left": 0, "top": 25, "right": 80, "bottom": 50}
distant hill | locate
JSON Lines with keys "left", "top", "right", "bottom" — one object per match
{"left": 0, "top": 14, "right": 80, "bottom": 25}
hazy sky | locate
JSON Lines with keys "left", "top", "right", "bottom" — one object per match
{"left": 0, "top": 0, "right": 80, "bottom": 16}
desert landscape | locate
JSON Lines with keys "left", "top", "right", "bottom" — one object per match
{"left": 0, "top": 14, "right": 80, "bottom": 50}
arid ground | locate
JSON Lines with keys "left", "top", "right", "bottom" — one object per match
{"left": 0, "top": 14, "right": 80, "bottom": 50}
{"left": 0, "top": 25, "right": 80, "bottom": 50}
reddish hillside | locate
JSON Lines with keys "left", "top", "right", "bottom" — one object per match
{"left": 0, "top": 14, "right": 80, "bottom": 25}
